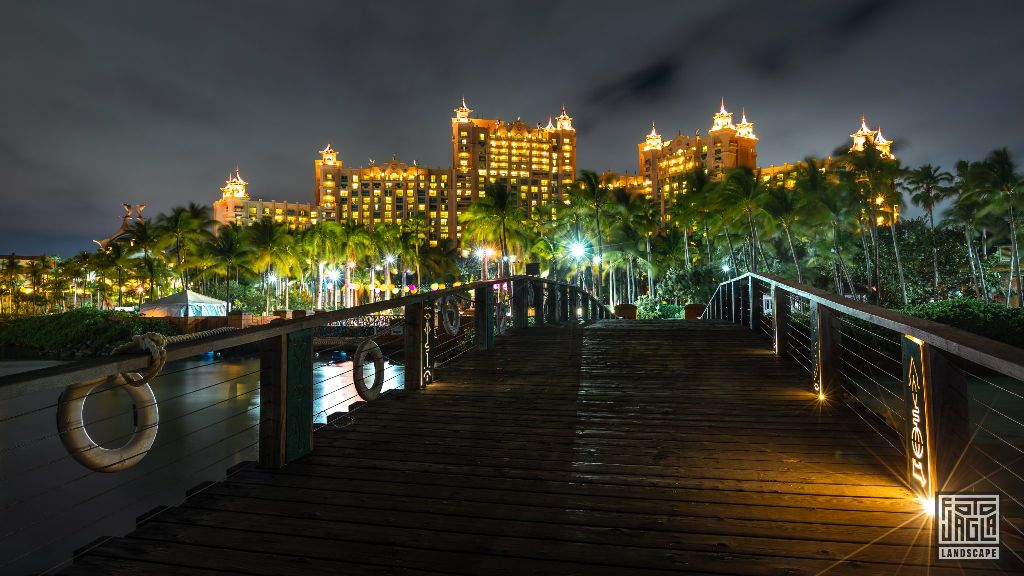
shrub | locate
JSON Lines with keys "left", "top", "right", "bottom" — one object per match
{"left": 634, "top": 296, "right": 683, "bottom": 319}
{"left": 0, "top": 308, "right": 178, "bottom": 359}
{"left": 898, "top": 298, "right": 1024, "bottom": 348}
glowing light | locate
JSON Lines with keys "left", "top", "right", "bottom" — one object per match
{"left": 474, "top": 247, "right": 485, "bottom": 259}
{"left": 384, "top": 254, "right": 396, "bottom": 265}
{"left": 721, "top": 264, "right": 731, "bottom": 273}
{"left": 576, "top": 307, "right": 583, "bottom": 316}
{"left": 592, "top": 255, "right": 601, "bottom": 265}
{"left": 267, "top": 273, "right": 277, "bottom": 283}
{"left": 918, "top": 496, "right": 934, "bottom": 516}
{"left": 347, "top": 261, "right": 356, "bottom": 269}
{"left": 326, "top": 269, "right": 341, "bottom": 283}
{"left": 818, "top": 391, "right": 826, "bottom": 401}
{"left": 570, "top": 242, "right": 586, "bottom": 259}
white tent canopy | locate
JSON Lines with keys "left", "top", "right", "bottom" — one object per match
{"left": 139, "top": 290, "right": 227, "bottom": 317}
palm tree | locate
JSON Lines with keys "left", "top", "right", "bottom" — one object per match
{"left": 680, "top": 167, "right": 718, "bottom": 271}
{"left": 337, "top": 222, "right": 370, "bottom": 306}
{"left": 762, "top": 183, "right": 808, "bottom": 283}
{"left": 722, "top": 167, "right": 769, "bottom": 273}
{"left": 573, "top": 170, "right": 613, "bottom": 301}
{"left": 245, "top": 217, "right": 295, "bottom": 313}
{"left": 299, "top": 221, "right": 341, "bottom": 309}
{"left": 903, "top": 164, "right": 954, "bottom": 296}
{"left": 973, "top": 148, "right": 1024, "bottom": 307}
{"left": 402, "top": 214, "right": 431, "bottom": 286}
{"left": 205, "top": 223, "right": 251, "bottom": 312}
{"left": 460, "top": 182, "right": 525, "bottom": 279}
{"left": 126, "top": 219, "right": 162, "bottom": 301}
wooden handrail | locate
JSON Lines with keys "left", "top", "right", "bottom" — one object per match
{"left": 0, "top": 275, "right": 611, "bottom": 400}
{"left": 708, "top": 271, "right": 1024, "bottom": 382}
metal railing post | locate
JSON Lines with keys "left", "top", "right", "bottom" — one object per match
{"left": 901, "top": 336, "right": 970, "bottom": 498}
{"left": 258, "top": 330, "right": 313, "bottom": 468}
{"left": 772, "top": 286, "right": 790, "bottom": 356}
{"left": 474, "top": 284, "right": 494, "bottom": 350}
{"left": 512, "top": 278, "right": 529, "bottom": 329}
{"left": 749, "top": 277, "right": 763, "bottom": 330}
{"left": 532, "top": 279, "right": 545, "bottom": 327}
{"left": 403, "top": 300, "right": 434, "bottom": 390}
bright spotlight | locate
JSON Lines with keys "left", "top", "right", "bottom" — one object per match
{"left": 570, "top": 242, "right": 585, "bottom": 259}
{"left": 818, "top": 391, "right": 825, "bottom": 401}
{"left": 267, "top": 273, "right": 277, "bottom": 283}
{"left": 474, "top": 247, "right": 485, "bottom": 259}
{"left": 721, "top": 264, "right": 731, "bottom": 273}
{"left": 326, "top": 269, "right": 341, "bottom": 282}
{"left": 384, "top": 254, "right": 396, "bottom": 265}
{"left": 918, "top": 496, "right": 934, "bottom": 516}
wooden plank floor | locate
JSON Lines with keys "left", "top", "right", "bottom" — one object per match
{"left": 65, "top": 320, "right": 1014, "bottom": 575}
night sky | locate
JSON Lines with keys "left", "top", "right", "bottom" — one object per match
{"left": 2, "top": 0, "right": 1022, "bottom": 256}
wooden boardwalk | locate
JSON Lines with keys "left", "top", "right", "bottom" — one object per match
{"left": 65, "top": 320, "right": 1003, "bottom": 575}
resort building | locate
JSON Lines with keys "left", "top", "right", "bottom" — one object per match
{"left": 450, "top": 99, "right": 576, "bottom": 222}
{"left": 212, "top": 169, "right": 318, "bottom": 230}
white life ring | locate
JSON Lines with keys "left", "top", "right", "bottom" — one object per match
{"left": 441, "top": 295, "right": 461, "bottom": 336}
{"left": 57, "top": 374, "right": 160, "bottom": 473}
{"left": 354, "top": 339, "right": 385, "bottom": 400}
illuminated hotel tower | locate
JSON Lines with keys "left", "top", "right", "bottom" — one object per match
{"left": 622, "top": 100, "right": 759, "bottom": 220}
{"left": 313, "top": 144, "right": 453, "bottom": 247}
{"left": 450, "top": 98, "right": 576, "bottom": 235}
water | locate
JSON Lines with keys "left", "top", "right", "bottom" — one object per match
{"left": 0, "top": 354, "right": 403, "bottom": 575}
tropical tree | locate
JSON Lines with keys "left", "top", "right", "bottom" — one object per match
{"left": 721, "top": 167, "right": 769, "bottom": 273}
{"left": 762, "top": 183, "right": 809, "bottom": 283}
{"left": 245, "top": 217, "right": 295, "bottom": 313}
{"left": 972, "top": 148, "right": 1024, "bottom": 307}
{"left": 572, "top": 170, "right": 613, "bottom": 301}
{"left": 903, "top": 164, "right": 954, "bottom": 296}
{"left": 459, "top": 182, "right": 525, "bottom": 279}
{"left": 204, "top": 223, "right": 251, "bottom": 312}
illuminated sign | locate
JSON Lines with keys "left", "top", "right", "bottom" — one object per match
{"left": 422, "top": 303, "right": 435, "bottom": 385}
{"left": 902, "top": 336, "right": 932, "bottom": 499}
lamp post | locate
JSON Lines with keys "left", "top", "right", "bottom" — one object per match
{"left": 570, "top": 242, "right": 586, "bottom": 290}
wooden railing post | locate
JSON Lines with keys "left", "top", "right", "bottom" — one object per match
{"left": 772, "top": 286, "right": 790, "bottom": 356}
{"left": 403, "top": 301, "right": 434, "bottom": 390}
{"left": 901, "top": 336, "right": 970, "bottom": 498}
{"left": 559, "top": 285, "right": 569, "bottom": 322}
{"left": 813, "top": 303, "right": 842, "bottom": 400}
{"left": 258, "top": 330, "right": 313, "bottom": 468}
{"left": 512, "top": 278, "right": 529, "bottom": 329}
{"left": 568, "top": 288, "right": 578, "bottom": 321}
{"left": 474, "top": 284, "right": 494, "bottom": 350}
{"left": 532, "top": 279, "right": 545, "bottom": 327}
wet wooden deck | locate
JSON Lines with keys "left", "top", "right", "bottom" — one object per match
{"left": 65, "top": 320, "right": 1002, "bottom": 575}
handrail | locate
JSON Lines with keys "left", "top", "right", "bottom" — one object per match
{"left": 0, "top": 275, "right": 611, "bottom": 400}
{"left": 706, "top": 271, "right": 1024, "bottom": 382}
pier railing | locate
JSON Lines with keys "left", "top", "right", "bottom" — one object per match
{"left": 703, "top": 272, "right": 1024, "bottom": 547}
{"left": 0, "top": 275, "right": 611, "bottom": 574}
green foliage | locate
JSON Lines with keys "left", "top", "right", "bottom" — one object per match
{"left": 0, "top": 308, "right": 178, "bottom": 358}
{"left": 657, "top": 266, "right": 716, "bottom": 305}
{"left": 635, "top": 295, "right": 660, "bottom": 319}
{"left": 899, "top": 298, "right": 1024, "bottom": 347}
{"left": 205, "top": 282, "right": 266, "bottom": 314}
{"left": 634, "top": 295, "right": 683, "bottom": 319}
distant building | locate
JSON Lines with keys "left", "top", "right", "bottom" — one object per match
{"left": 609, "top": 100, "right": 759, "bottom": 219}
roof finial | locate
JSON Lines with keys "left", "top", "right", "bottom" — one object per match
{"left": 720, "top": 98, "right": 727, "bottom": 114}
{"left": 462, "top": 95, "right": 467, "bottom": 108}
{"left": 860, "top": 114, "right": 870, "bottom": 132}
{"left": 741, "top": 107, "right": 748, "bottom": 124}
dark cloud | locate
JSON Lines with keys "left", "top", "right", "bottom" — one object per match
{"left": 0, "top": 0, "right": 1021, "bottom": 255}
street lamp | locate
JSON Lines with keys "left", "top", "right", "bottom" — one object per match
{"left": 383, "top": 255, "right": 396, "bottom": 300}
